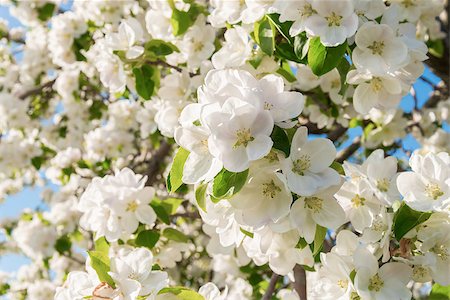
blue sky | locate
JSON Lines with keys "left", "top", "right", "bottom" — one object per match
{"left": 0, "top": 4, "right": 446, "bottom": 274}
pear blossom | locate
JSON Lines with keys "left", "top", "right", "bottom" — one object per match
{"left": 212, "top": 26, "right": 252, "bottom": 70}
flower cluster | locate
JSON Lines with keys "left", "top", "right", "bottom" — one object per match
{"left": 0, "top": 0, "right": 447, "bottom": 299}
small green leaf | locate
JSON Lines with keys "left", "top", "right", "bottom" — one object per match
{"left": 171, "top": 9, "right": 191, "bottom": 36}
{"left": 150, "top": 200, "right": 171, "bottom": 225}
{"left": 135, "top": 230, "right": 160, "bottom": 249}
{"left": 159, "top": 286, "right": 205, "bottom": 300}
{"left": 271, "top": 126, "right": 290, "bottom": 157}
{"left": 254, "top": 16, "right": 276, "bottom": 56}
{"left": 163, "top": 228, "right": 189, "bottom": 243}
{"left": 37, "top": 3, "right": 55, "bottom": 21}
{"left": 308, "top": 37, "right": 347, "bottom": 76}
{"left": 55, "top": 235, "right": 72, "bottom": 254}
{"left": 393, "top": 203, "right": 432, "bottom": 240}
{"left": 133, "top": 65, "right": 155, "bottom": 100}
{"left": 427, "top": 39, "right": 444, "bottom": 58}
{"left": 330, "top": 161, "right": 345, "bottom": 175}
{"left": 430, "top": 283, "right": 450, "bottom": 300}
{"left": 240, "top": 227, "right": 254, "bottom": 238}
{"left": 276, "top": 61, "right": 297, "bottom": 83}
{"left": 167, "top": 147, "right": 190, "bottom": 193}
{"left": 313, "top": 225, "right": 327, "bottom": 255}
{"left": 195, "top": 183, "right": 208, "bottom": 212}
{"left": 88, "top": 251, "right": 115, "bottom": 288}
{"left": 144, "top": 39, "right": 179, "bottom": 57}
{"left": 212, "top": 169, "right": 249, "bottom": 201}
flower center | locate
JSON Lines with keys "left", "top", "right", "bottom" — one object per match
{"left": 412, "top": 266, "right": 430, "bottom": 281}
{"left": 292, "top": 155, "right": 311, "bottom": 175}
{"left": 300, "top": 3, "right": 315, "bottom": 18}
{"left": 425, "top": 183, "right": 444, "bottom": 200}
{"left": 350, "top": 292, "right": 361, "bottom": 300}
{"left": 262, "top": 180, "right": 282, "bottom": 198}
{"left": 234, "top": 128, "right": 254, "bottom": 148}
{"left": 265, "top": 150, "right": 279, "bottom": 163}
{"left": 368, "top": 41, "right": 385, "bottom": 55}
{"left": 193, "top": 41, "right": 204, "bottom": 52}
{"left": 371, "top": 78, "right": 383, "bottom": 92}
{"left": 337, "top": 279, "right": 348, "bottom": 289}
{"left": 264, "top": 101, "right": 274, "bottom": 110}
{"left": 126, "top": 200, "right": 138, "bottom": 212}
{"left": 326, "top": 12, "right": 343, "bottom": 27}
{"left": 368, "top": 273, "right": 384, "bottom": 292}
{"left": 402, "top": 0, "right": 415, "bottom": 8}
{"left": 304, "top": 196, "right": 323, "bottom": 213}
{"left": 351, "top": 194, "right": 365, "bottom": 208}
{"left": 376, "top": 178, "right": 390, "bottom": 192}
{"left": 431, "top": 244, "right": 449, "bottom": 261}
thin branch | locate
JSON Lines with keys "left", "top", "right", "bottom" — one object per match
{"left": 327, "top": 125, "right": 346, "bottom": 142}
{"left": 147, "top": 60, "right": 197, "bottom": 77}
{"left": 172, "top": 211, "right": 201, "bottom": 219}
{"left": 262, "top": 273, "right": 280, "bottom": 300}
{"left": 18, "top": 79, "right": 55, "bottom": 100}
{"left": 336, "top": 137, "right": 361, "bottom": 163}
{"left": 144, "top": 140, "right": 172, "bottom": 186}
{"left": 293, "top": 265, "right": 307, "bottom": 300}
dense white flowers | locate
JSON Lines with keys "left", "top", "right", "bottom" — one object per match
{"left": 78, "top": 168, "right": 157, "bottom": 242}
{"left": 0, "top": 1, "right": 447, "bottom": 299}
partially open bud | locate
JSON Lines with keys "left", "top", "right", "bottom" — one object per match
{"left": 92, "top": 282, "right": 116, "bottom": 300}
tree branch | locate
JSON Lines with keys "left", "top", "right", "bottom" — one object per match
{"left": 262, "top": 273, "right": 280, "bottom": 300}
{"left": 144, "top": 140, "right": 172, "bottom": 186}
{"left": 18, "top": 79, "right": 55, "bottom": 100}
{"left": 336, "top": 137, "right": 361, "bottom": 163}
{"left": 293, "top": 265, "right": 307, "bottom": 300}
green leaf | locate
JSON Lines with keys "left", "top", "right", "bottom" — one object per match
{"left": 393, "top": 203, "right": 432, "bottom": 240}
{"left": 133, "top": 65, "right": 156, "bottom": 100}
{"left": 150, "top": 200, "right": 171, "bottom": 225}
{"left": 144, "top": 39, "right": 179, "bottom": 57}
{"left": 254, "top": 16, "right": 276, "bottom": 56}
{"left": 31, "top": 156, "right": 45, "bottom": 170}
{"left": 240, "top": 227, "right": 254, "bottom": 238}
{"left": 135, "top": 230, "right": 160, "bottom": 249}
{"left": 167, "top": 147, "right": 190, "bottom": 193}
{"left": 308, "top": 37, "right": 347, "bottom": 76}
{"left": 430, "top": 283, "right": 450, "bottom": 300}
{"left": 330, "top": 161, "right": 345, "bottom": 175}
{"left": 313, "top": 225, "right": 327, "bottom": 255}
{"left": 171, "top": 4, "right": 206, "bottom": 37}
{"left": 88, "top": 250, "right": 115, "bottom": 288}
{"left": 195, "top": 183, "right": 208, "bottom": 212}
{"left": 0, "top": 283, "right": 10, "bottom": 296}
{"left": 212, "top": 169, "right": 249, "bottom": 201}
{"left": 163, "top": 228, "right": 189, "bottom": 243}
{"left": 276, "top": 61, "right": 297, "bottom": 83}
{"left": 171, "top": 9, "right": 191, "bottom": 36}
{"left": 55, "top": 235, "right": 72, "bottom": 254}
{"left": 427, "top": 39, "right": 444, "bottom": 58}
{"left": 159, "top": 287, "right": 205, "bottom": 300}
{"left": 271, "top": 126, "right": 290, "bottom": 157}
{"left": 37, "top": 3, "right": 55, "bottom": 21}
{"left": 266, "top": 13, "right": 294, "bottom": 44}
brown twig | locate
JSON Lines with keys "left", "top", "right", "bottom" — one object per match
{"left": 144, "top": 140, "right": 172, "bottom": 186}
{"left": 336, "top": 137, "right": 361, "bottom": 163}
{"left": 18, "top": 79, "right": 55, "bottom": 100}
{"left": 262, "top": 273, "right": 280, "bottom": 300}
{"left": 293, "top": 265, "right": 307, "bottom": 300}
